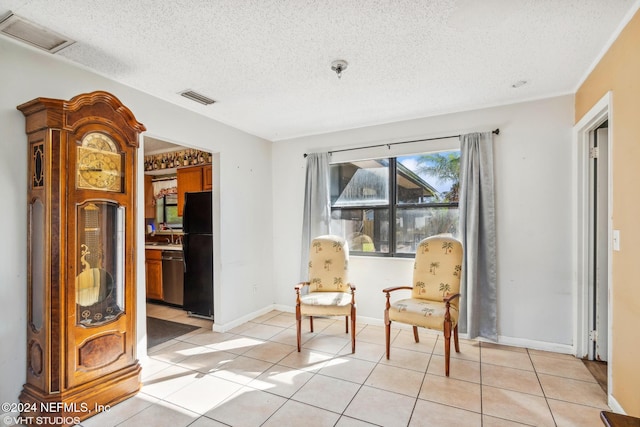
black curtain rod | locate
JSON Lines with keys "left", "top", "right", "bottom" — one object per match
{"left": 304, "top": 128, "right": 499, "bottom": 158}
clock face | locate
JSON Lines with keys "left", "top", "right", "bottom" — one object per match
{"left": 77, "top": 132, "right": 123, "bottom": 192}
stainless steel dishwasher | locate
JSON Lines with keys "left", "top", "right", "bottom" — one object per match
{"left": 161, "top": 250, "right": 184, "bottom": 306}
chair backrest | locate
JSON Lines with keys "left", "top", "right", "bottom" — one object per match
{"left": 412, "top": 235, "right": 463, "bottom": 309}
{"left": 308, "top": 235, "right": 350, "bottom": 292}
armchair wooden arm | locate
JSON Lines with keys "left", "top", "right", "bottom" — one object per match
{"left": 295, "top": 281, "right": 309, "bottom": 301}
{"left": 383, "top": 286, "right": 412, "bottom": 327}
{"left": 294, "top": 281, "right": 310, "bottom": 292}
{"left": 442, "top": 292, "right": 461, "bottom": 371}
{"left": 382, "top": 286, "right": 413, "bottom": 294}
{"left": 383, "top": 286, "right": 412, "bottom": 358}
{"left": 442, "top": 293, "right": 461, "bottom": 338}
{"left": 383, "top": 286, "right": 413, "bottom": 347}
{"left": 348, "top": 283, "right": 356, "bottom": 303}
{"left": 443, "top": 293, "right": 461, "bottom": 304}
{"left": 347, "top": 283, "right": 357, "bottom": 340}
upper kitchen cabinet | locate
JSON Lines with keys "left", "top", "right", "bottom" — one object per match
{"left": 143, "top": 148, "right": 212, "bottom": 217}
{"left": 202, "top": 164, "right": 212, "bottom": 191}
{"left": 177, "top": 164, "right": 211, "bottom": 216}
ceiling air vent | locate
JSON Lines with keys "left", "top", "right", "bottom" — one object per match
{"left": 180, "top": 90, "right": 216, "bottom": 106}
{"left": 0, "top": 12, "right": 75, "bottom": 53}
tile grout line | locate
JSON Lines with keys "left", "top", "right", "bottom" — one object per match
{"left": 337, "top": 323, "right": 386, "bottom": 426}
{"left": 406, "top": 332, "right": 434, "bottom": 427}
{"left": 527, "top": 348, "right": 558, "bottom": 427}
{"left": 356, "top": 323, "right": 408, "bottom": 427}
{"left": 310, "top": 322, "right": 375, "bottom": 427}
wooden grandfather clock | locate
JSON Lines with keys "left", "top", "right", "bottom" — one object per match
{"left": 17, "top": 91, "right": 146, "bottom": 426}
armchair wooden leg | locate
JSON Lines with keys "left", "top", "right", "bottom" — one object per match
{"left": 296, "top": 305, "right": 302, "bottom": 352}
{"left": 345, "top": 316, "right": 349, "bottom": 334}
{"left": 413, "top": 326, "right": 420, "bottom": 343}
{"left": 385, "top": 320, "right": 391, "bottom": 359}
{"left": 384, "top": 292, "right": 391, "bottom": 359}
{"left": 454, "top": 323, "right": 460, "bottom": 353}
{"left": 350, "top": 307, "right": 356, "bottom": 353}
{"left": 309, "top": 316, "right": 314, "bottom": 333}
{"left": 444, "top": 320, "right": 452, "bottom": 376}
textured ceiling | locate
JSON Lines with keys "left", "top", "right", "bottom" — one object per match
{"left": 1, "top": 1, "right": 637, "bottom": 141}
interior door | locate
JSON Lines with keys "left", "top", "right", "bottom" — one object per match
{"left": 588, "top": 126, "right": 609, "bottom": 361}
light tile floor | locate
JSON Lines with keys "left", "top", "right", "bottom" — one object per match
{"left": 78, "top": 304, "right": 609, "bottom": 427}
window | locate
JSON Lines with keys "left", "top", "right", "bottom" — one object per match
{"left": 330, "top": 151, "right": 460, "bottom": 256}
{"left": 155, "top": 194, "right": 182, "bottom": 229}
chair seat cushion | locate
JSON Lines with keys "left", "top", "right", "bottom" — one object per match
{"left": 388, "top": 298, "right": 458, "bottom": 331}
{"left": 299, "top": 292, "right": 353, "bottom": 316}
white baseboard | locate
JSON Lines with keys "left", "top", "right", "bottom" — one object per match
{"left": 351, "top": 316, "right": 575, "bottom": 355}
{"left": 212, "top": 304, "right": 278, "bottom": 332}
{"left": 488, "top": 335, "right": 574, "bottom": 355}
{"left": 272, "top": 304, "right": 294, "bottom": 313}
{"left": 608, "top": 394, "right": 625, "bottom": 414}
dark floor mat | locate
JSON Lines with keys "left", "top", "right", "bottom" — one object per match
{"left": 147, "top": 317, "right": 199, "bottom": 349}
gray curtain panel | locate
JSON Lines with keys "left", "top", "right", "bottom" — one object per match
{"left": 458, "top": 132, "right": 498, "bottom": 341}
{"left": 300, "top": 152, "right": 331, "bottom": 281}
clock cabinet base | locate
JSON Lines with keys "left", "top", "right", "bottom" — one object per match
{"left": 19, "top": 362, "right": 141, "bottom": 427}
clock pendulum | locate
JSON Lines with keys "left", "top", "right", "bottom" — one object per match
{"left": 76, "top": 203, "right": 103, "bottom": 307}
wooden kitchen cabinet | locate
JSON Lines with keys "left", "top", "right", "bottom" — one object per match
{"left": 202, "top": 164, "right": 212, "bottom": 190}
{"left": 145, "top": 249, "right": 163, "bottom": 300}
{"left": 144, "top": 174, "right": 155, "bottom": 218}
{"left": 177, "top": 164, "right": 211, "bottom": 216}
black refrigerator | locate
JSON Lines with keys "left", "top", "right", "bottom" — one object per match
{"left": 182, "top": 191, "right": 214, "bottom": 319}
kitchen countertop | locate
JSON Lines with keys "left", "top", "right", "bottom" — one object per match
{"left": 145, "top": 243, "right": 183, "bottom": 251}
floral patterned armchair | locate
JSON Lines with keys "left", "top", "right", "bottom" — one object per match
{"left": 383, "top": 235, "right": 463, "bottom": 376}
{"left": 295, "top": 235, "right": 356, "bottom": 353}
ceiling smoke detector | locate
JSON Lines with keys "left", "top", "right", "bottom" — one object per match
{"left": 0, "top": 12, "right": 75, "bottom": 53}
{"left": 331, "top": 59, "right": 348, "bottom": 79}
{"left": 180, "top": 90, "right": 216, "bottom": 106}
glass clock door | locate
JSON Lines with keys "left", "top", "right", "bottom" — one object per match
{"left": 75, "top": 201, "right": 125, "bottom": 326}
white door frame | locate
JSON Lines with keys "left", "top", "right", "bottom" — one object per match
{"left": 593, "top": 127, "right": 609, "bottom": 362}
{"left": 572, "top": 91, "right": 613, "bottom": 393}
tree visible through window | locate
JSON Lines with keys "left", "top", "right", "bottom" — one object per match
{"left": 330, "top": 151, "right": 460, "bottom": 256}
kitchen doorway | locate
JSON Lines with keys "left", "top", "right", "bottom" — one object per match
{"left": 142, "top": 135, "right": 216, "bottom": 330}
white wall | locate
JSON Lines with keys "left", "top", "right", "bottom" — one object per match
{"left": 272, "top": 94, "right": 575, "bottom": 351}
{"left": 0, "top": 37, "right": 274, "bottom": 404}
